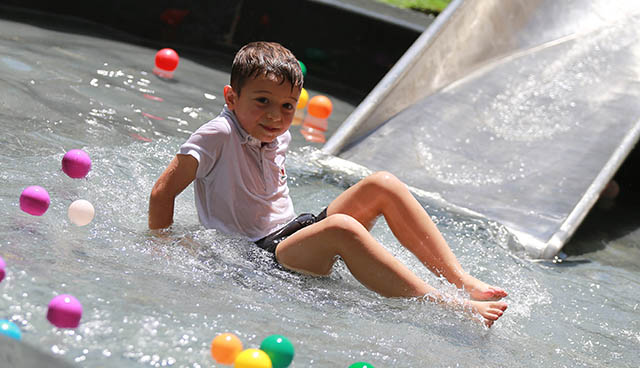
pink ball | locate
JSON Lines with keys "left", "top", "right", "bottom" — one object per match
{"left": 20, "top": 186, "right": 50, "bottom": 216}
{"left": 0, "top": 256, "right": 5, "bottom": 283}
{"left": 47, "top": 294, "right": 82, "bottom": 328}
{"left": 155, "top": 48, "right": 179, "bottom": 71}
{"left": 62, "top": 149, "right": 91, "bottom": 179}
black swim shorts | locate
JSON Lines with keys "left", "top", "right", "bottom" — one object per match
{"left": 254, "top": 208, "right": 328, "bottom": 253}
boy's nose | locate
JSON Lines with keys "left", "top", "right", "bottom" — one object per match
{"left": 266, "top": 110, "right": 281, "bottom": 121}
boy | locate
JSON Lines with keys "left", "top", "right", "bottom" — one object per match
{"left": 148, "top": 42, "right": 508, "bottom": 327}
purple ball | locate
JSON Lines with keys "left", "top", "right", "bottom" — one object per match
{"left": 47, "top": 294, "right": 82, "bottom": 328}
{"left": 19, "top": 186, "right": 50, "bottom": 216}
{"left": 0, "top": 256, "right": 5, "bottom": 283}
{"left": 62, "top": 149, "right": 91, "bottom": 179}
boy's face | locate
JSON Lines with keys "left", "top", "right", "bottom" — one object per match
{"left": 224, "top": 74, "right": 301, "bottom": 143}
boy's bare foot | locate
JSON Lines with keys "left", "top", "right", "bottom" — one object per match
{"left": 460, "top": 276, "right": 508, "bottom": 301}
{"left": 468, "top": 300, "right": 508, "bottom": 327}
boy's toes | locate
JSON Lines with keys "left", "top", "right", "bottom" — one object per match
{"left": 471, "top": 287, "right": 508, "bottom": 301}
{"left": 489, "top": 287, "right": 508, "bottom": 298}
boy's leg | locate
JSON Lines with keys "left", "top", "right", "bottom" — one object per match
{"left": 275, "top": 213, "right": 507, "bottom": 326}
{"left": 325, "top": 171, "right": 507, "bottom": 301}
{"left": 276, "top": 213, "right": 430, "bottom": 297}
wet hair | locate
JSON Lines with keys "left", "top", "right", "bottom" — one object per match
{"left": 230, "top": 41, "right": 303, "bottom": 94}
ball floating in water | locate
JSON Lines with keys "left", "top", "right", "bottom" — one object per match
{"left": 62, "top": 149, "right": 91, "bottom": 179}
{"left": 298, "top": 60, "right": 307, "bottom": 77}
{"left": 307, "top": 95, "right": 333, "bottom": 119}
{"left": 260, "top": 334, "right": 294, "bottom": 368}
{"left": 234, "top": 348, "right": 272, "bottom": 368}
{"left": 349, "top": 363, "right": 375, "bottom": 368}
{"left": 155, "top": 48, "right": 180, "bottom": 72}
{"left": 20, "top": 186, "right": 50, "bottom": 216}
{"left": 0, "top": 320, "right": 21, "bottom": 340}
{"left": 47, "top": 294, "right": 82, "bottom": 328}
{"left": 296, "top": 88, "right": 309, "bottom": 110}
{"left": 0, "top": 256, "right": 5, "bottom": 283}
{"left": 211, "top": 332, "right": 243, "bottom": 365}
{"left": 68, "top": 199, "right": 95, "bottom": 226}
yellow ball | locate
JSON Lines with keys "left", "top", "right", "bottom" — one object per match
{"left": 297, "top": 88, "right": 309, "bottom": 110}
{"left": 211, "top": 333, "right": 243, "bottom": 365}
{"left": 234, "top": 348, "right": 272, "bottom": 368}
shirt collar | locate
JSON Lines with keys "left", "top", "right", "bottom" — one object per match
{"left": 223, "top": 105, "right": 279, "bottom": 149}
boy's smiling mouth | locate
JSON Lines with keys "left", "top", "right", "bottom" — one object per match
{"left": 260, "top": 124, "right": 280, "bottom": 132}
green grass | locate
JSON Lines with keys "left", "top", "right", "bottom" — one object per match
{"left": 375, "top": 0, "right": 452, "bottom": 14}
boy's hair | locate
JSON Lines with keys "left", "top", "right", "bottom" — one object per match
{"left": 230, "top": 41, "right": 304, "bottom": 94}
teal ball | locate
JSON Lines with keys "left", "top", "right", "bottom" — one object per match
{"left": 259, "top": 334, "right": 294, "bottom": 368}
{"left": 349, "top": 362, "right": 375, "bottom": 368}
{"left": 0, "top": 320, "right": 22, "bottom": 340}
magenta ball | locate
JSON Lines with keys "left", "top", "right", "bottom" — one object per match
{"left": 62, "top": 149, "right": 91, "bottom": 179}
{"left": 47, "top": 294, "right": 82, "bottom": 328}
{"left": 20, "top": 186, "right": 50, "bottom": 216}
{"left": 155, "top": 48, "right": 179, "bottom": 71}
{"left": 0, "top": 256, "right": 5, "bottom": 283}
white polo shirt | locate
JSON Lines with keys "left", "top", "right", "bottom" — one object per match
{"left": 179, "top": 105, "right": 295, "bottom": 241}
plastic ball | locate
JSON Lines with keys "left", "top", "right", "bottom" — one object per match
{"left": 211, "top": 332, "right": 243, "bottom": 365}
{"left": 297, "top": 88, "right": 309, "bottom": 110}
{"left": 0, "top": 256, "right": 5, "bottom": 283}
{"left": 349, "top": 363, "right": 375, "bottom": 368}
{"left": 307, "top": 95, "right": 333, "bottom": 119}
{"left": 234, "top": 348, "right": 272, "bottom": 368}
{"left": 47, "top": 294, "right": 82, "bottom": 328}
{"left": 62, "top": 149, "right": 92, "bottom": 179}
{"left": 298, "top": 60, "right": 307, "bottom": 77}
{"left": 0, "top": 320, "right": 21, "bottom": 340}
{"left": 68, "top": 199, "right": 95, "bottom": 226}
{"left": 155, "top": 48, "right": 180, "bottom": 72}
{"left": 260, "top": 335, "right": 294, "bottom": 368}
{"left": 19, "top": 186, "right": 50, "bottom": 216}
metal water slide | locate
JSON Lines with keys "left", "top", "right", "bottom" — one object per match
{"left": 322, "top": 0, "right": 640, "bottom": 258}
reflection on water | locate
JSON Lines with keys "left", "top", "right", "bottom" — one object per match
{"left": 0, "top": 10, "right": 639, "bottom": 368}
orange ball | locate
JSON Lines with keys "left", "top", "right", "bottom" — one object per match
{"left": 307, "top": 95, "right": 333, "bottom": 119}
{"left": 211, "top": 333, "right": 243, "bottom": 365}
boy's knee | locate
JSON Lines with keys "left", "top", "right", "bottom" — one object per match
{"left": 365, "top": 171, "right": 402, "bottom": 193}
{"left": 323, "top": 214, "right": 366, "bottom": 238}
{"left": 322, "top": 214, "right": 376, "bottom": 255}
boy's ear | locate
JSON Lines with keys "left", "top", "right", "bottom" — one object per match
{"left": 223, "top": 85, "right": 237, "bottom": 109}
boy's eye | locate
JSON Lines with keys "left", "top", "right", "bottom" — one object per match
{"left": 283, "top": 103, "right": 294, "bottom": 110}
{"left": 256, "top": 97, "right": 269, "bottom": 104}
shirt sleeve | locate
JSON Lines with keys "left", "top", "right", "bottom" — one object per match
{"left": 178, "top": 118, "right": 230, "bottom": 179}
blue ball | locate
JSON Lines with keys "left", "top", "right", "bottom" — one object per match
{"left": 0, "top": 319, "right": 22, "bottom": 340}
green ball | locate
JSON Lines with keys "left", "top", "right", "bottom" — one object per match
{"left": 298, "top": 60, "right": 307, "bottom": 77}
{"left": 349, "top": 362, "right": 375, "bottom": 368}
{"left": 260, "top": 334, "right": 294, "bottom": 368}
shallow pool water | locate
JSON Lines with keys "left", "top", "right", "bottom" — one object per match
{"left": 1, "top": 10, "right": 639, "bottom": 368}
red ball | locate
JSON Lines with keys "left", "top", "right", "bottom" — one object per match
{"left": 155, "top": 48, "right": 179, "bottom": 71}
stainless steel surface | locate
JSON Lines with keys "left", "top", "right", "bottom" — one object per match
{"left": 326, "top": 0, "right": 640, "bottom": 258}
{"left": 324, "top": 0, "right": 545, "bottom": 154}
{"left": 310, "top": 0, "right": 434, "bottom": 32}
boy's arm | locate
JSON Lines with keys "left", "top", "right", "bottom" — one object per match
{"left": 148, "top": 154, "right": 198, "bottom": 230}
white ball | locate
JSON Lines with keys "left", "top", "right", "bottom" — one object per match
{"left": 68, "top": 199, "right": 95, "bottom": 226}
